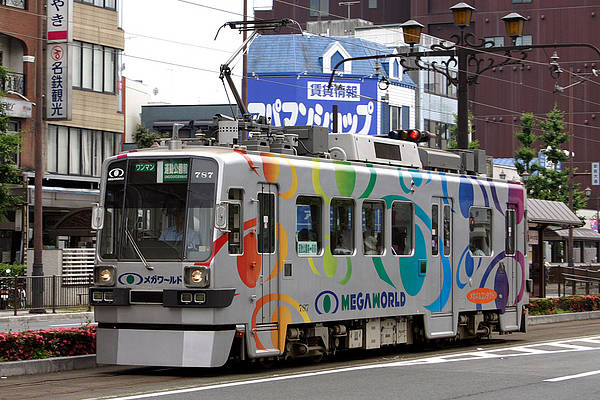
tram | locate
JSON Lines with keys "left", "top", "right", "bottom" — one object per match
{"left": 89, "top": 120, "right": 530, "bottom": 367}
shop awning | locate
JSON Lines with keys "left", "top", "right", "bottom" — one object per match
{"left": 528, "top": 199, "right": 583, "bottom": 227}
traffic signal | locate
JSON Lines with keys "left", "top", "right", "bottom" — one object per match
{"left": 388, "top": 129, "right": 432, "bottom": 143}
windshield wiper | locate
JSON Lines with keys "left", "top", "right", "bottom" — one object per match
{"left": 124, "top": 228, "right": 154, "bottom": 271}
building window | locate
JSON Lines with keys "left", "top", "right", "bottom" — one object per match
{"left": 47, "top": 125, "right": 122, "bottom": 177}
{"left": 296, "top": 196, "right": 322, "bottom": 256}
{"left": 425, "top": 69, "right": 457, "bottom": 98}
{"left": 75, "top": 0, "right": 117, "bottom": 10}
{"left": 469, "top": 207, "right": 492, "bottom": 256}
{"left": 484, "top": 36, "right": 505, "bottom": 48}
{"left": 390, "top": 105, "right": 400, "bottom": 130}
{"left": 309, "top": 0, "right": 328, "bottom": 17}
{"left": 330, "top": 198, "right": 354, "bottom": 255}
{"left": 512, "top": 0, "right": 532, "bottom": 3}
{"left": 72, "top": 41, "right": 119, "bottom": 94}
{"left": 369, "top": 0, "right": 377, "bottom": 8}
{"left": 1, "top": 0, "right": 25, "bottom": 9}
{"left": 516, "top": 35, "right": 533, "bottom": 46}
{"left": 424, "top": 119, "right": 453, "bottom": 141}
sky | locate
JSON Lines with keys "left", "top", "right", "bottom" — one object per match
{"left": 121, "top": 0, "right": 251, "bottom": 104}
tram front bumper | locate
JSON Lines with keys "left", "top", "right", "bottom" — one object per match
{"left": 96, "top": 325, "right": 235, "bottom": 367}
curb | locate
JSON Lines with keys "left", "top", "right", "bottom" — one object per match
{"left": 0, "top": 354, "right": 96, "bottom": 377}
{"left": 528, "top": 310, "right": 600, "bottom": 325}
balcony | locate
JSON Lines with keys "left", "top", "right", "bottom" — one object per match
{"left": 2, "top": 71, "right": 25, "bottom": 95}
{"left": 1, "top": 0, "right": 25, "bottom": 9}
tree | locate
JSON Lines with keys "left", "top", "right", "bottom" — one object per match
{"left": 514, "top": 112, "right": 536, "bottom": 175}
{"left": 0, "top": 67, "right": 23, "bottom": 221}
{"left": 515, "top": 106, "right": 587, "bottom": 211}
{"left": 134, "top": 124, "right": 163, "bottom": 148}
{"left": 448, "top": 111, "right": 479, "bottom": 149}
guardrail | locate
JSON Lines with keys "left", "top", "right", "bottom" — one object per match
{"left": 0, "top": 275, "right": 93, "bottom": 316}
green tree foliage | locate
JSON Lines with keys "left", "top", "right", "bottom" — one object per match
{"left": 448, "top": 111, "right": 479, "bottom": 149}
{"left": 0, "top": 67, "right": 23, "bottom": 221}
{"left": 514, "top": 112, "right": 536, "bottom": 175}
{"left": 134, "top": 124, "right": 165, "bottom": 148}
{"left": 516, "top": 106, "right": 587, "bottom": 211}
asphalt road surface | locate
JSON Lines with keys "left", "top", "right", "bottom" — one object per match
{"left": 2, "top": 319, "right": 600, "bottom": 400}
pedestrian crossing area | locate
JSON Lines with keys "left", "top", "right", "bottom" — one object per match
{"left": 390, "top": 335, "right": 600, "bottom": 367}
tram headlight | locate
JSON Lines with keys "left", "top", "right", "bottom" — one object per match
{"left": 184, "top": 266, "right": 209, "bottom": 288}
{"left": 94, "top": 266, "right": 115, "bottom": 286}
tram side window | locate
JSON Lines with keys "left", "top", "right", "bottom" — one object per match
{"left": 443, "top": 205, "right": 451, "bottom": 256}
{"left": 431, "top": 204, "right": 439, "bottom": 256}
{"left": 362, "top": 201, "right": 384, "bottom": 255}
{"left": 392, "top": 201, "right": 413, "bottom": 255}
{"left": 296, "top": 196, "right": 322, "bottom": 256}
{"left": 469, "top": 207, "right": 492, "bottom": 256}
{"left": 330, "top": 198, "right": 354, "bottom": 255}
{"left": 228, "top": 189, "right": 243, "bottom": 255}
{"left": 505, "top": 209, "right": 516, "bottom": 256}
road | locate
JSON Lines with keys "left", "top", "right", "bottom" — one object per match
{"left": 1, "top": 319, "right": 600, "bottom": 400}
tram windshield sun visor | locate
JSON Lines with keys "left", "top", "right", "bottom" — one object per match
{"left": 99, "top": 158, "right": 217, "bottom": 261}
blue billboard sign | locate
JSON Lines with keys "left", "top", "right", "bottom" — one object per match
{"left": 247, "top": 75, "right": 379, "bottom": 135}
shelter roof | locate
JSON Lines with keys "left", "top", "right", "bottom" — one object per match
{"left": 528, "top": 199, "right": 583, "bottom": 227}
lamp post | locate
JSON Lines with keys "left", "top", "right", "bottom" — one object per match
{"left": 328, "top": 3, "right": 600, "bottom": 150}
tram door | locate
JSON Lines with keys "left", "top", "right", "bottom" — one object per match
{"left": 505, "top": 204, "right": 518, "bottom": 306}
{"left": 257, "top": 183, "right": 279, "bottom": 324}
{"left": 431, "top": 197, "right": 454, "bottom": 316}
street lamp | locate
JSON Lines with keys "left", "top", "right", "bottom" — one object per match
{"left": 399, "top": 20, "right": 424, "bottom": 47}
{"left": 501, "top": 12, "right": 528, "bottom": 42}
{"left": 449, "top": 2, "right": 475, "bottom": 27}
{"left": 328, "top": 3, "right": 600, "bottom": 150}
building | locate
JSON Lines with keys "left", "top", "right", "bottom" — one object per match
{"left": 247, "top": 34, "right": 416, "bottom": 135}
{"left": 123, "top": 77, "right": 151, "bottom": 143}
{"left": 255, "top": 1, "right": 600, "bottom": 197}
{"left": 0, "top": 0, "right": 124, "bottom": 263}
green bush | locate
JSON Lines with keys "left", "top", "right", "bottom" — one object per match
{"left": 0, "top": 326, "right": 96, "bottom": 361}
{"left": 0, "top": 263, "right": 25, "bottom": 277}
{"left": 529, "top": 295, "right": 600, "bottom": 315}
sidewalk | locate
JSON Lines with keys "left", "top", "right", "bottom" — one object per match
{"left": 0, "top": 309, "right": 94, "bottom": 333}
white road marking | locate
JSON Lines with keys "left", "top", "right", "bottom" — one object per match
{"left": 95, "top": 335, "right": 600, "bottom": 400}
{"left": 545, "top": 369, "right": 600, "bottom": 382}
{"left": 49, "top": 323, "right": 83, "bottom": 327}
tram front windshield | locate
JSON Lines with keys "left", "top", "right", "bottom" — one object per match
{"left": 99, "top": 158, "right": 217, "bottom": 261}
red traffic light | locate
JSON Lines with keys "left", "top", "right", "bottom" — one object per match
{"left": 388, "top": 129, "right": 433, "bottom": 143}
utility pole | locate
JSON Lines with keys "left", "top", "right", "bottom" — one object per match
{"left": 31, "top": 0, "right": 45, "bottom": 313}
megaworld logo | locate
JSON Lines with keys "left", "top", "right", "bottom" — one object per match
{"left": 315, "top": 290, "right": 406, "bottom": 314}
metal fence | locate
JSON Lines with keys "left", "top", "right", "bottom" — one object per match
{"left": 0, "top": 274, "right": 93, "bottom": 316}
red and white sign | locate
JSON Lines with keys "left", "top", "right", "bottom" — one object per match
{"left": 47, "top": 0, "right": 73, "bottom": 43}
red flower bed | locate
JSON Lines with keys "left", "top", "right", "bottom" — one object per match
{"left": 529, "top": 295, "right": 600, "bottom": 316}
{"left": 0, "top": 325, "right": 96, "bottom": 361}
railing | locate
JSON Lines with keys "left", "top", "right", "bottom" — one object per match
{"left": 1, "top": 71, "right": 25, "bottom": 95}
{"left": 1, "top": 0, "right": 25, "bottom": 9}
{"left": 0, "top": 274, "right": 93, "bottom": 316}
{"left": 548, "top": 265, "right": 600, "bottom": 297}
